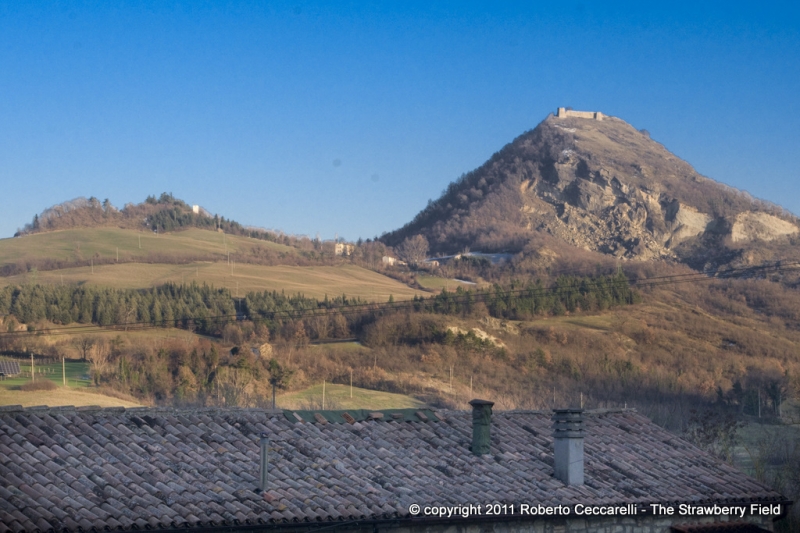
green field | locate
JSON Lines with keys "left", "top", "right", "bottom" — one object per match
{"left": 416, "top": 274, "right": 478, "bottom": 291}
{"left": 277, "top": 383, "right": 426, "bottom": 410}
{"left": 0, "top": 261, "right": 425, "bottom": 301}
{"left": 0, "top": 360, "right": 92, "bottom": 389}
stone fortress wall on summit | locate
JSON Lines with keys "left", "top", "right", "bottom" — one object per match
{"left": 557, "top": 107, "right": 604, "bottom": 120}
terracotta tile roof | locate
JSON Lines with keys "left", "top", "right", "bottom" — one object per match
{"left": 0, "top": 405, "right": 783, "bottom": 532}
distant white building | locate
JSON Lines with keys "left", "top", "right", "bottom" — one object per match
{"left": 192, "top": 205, "right": 200, "bottom": 214}
{"left": 335, "top": 243, "right": 355, "bottom": 256}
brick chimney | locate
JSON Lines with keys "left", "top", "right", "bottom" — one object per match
{"left": 552, "top": 409, "right": 584, "bottom": 485}
{"left": 469, "top": 399, "right": 494, "bottom": 455}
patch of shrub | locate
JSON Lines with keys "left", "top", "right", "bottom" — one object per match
{"left": 20, "top": 380, "right": 57, "bottom": 391}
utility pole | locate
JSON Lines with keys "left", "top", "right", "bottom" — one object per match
{"left": 350, "top": 369, "right": 353, "bottom": 399}
{"left": 758, "top": 389, "right": 761, "bottom": 418}
{"left": 30, "top": 353, "right": 34, "bottom": 383}
{"left": 62, "top": 356, "right": 66, "bottom": 387}
{"left": 470, "top": 375, "right": 473, "bottom": 395}
{"left": 449, "top": 365, "right": 453, "bottom": 392}
{"left": 116, "top": 247, "right": 119, "bottom": 261}
{"left": 322, "top": 380, "right": 326, "bottom": 410}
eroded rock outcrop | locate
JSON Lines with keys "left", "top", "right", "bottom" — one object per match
{"left": 731, "top": 212, "right": 798, "bottom": 243}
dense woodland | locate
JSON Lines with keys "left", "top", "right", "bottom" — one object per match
{"left": 0, "top": 272, "right": 637, "bottom": 343}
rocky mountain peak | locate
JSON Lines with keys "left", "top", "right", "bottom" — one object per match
{"left": 383, "top": 110, "right": 798, "bottom": 267}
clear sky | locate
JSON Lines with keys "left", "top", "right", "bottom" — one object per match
{"left": 1, "top": 1, "right": 798, "bottom": 241}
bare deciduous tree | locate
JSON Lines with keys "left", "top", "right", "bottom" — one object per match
{"left": 74, "top": 336, "right": 95, "bottom": 361}
{"left": 215, "top": 367, "right": 253, "bottom": 407}
{"left": 398, "top": 234, "right": 429, "bottom": 264}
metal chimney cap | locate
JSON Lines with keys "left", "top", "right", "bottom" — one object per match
{"left": 469, "top": 399, "right": 495, "bottom": 408}
{"left": 552, "top": 409, "right": 585, "bottom": 438}
{"left": 552, "top": 408, "right": 584, "bottom": 415}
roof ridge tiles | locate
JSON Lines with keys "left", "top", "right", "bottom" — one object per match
{"left": 75, "top": 405, "right": 103, "bottom": 412}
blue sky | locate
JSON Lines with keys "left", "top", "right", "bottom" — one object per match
{"left": 1, "top": 1, "right": 798, "bottom": 241}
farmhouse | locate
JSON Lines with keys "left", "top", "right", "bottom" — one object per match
{"left": 0, "top": 402, "right": 789, "bottom": 533}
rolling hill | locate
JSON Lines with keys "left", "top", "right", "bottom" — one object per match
{"left": 0, "top": 257, "right": 423, "bottom": 301}
{"left": 2, "top": 226, "right": 294, "bottom": 272}
{"left": 0, "top": 223, "right": 421, "bottom": 302}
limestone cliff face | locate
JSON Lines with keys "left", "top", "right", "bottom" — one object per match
{"left": 383, "top": 112, "right": 798, "bottom": 264}
{"left": 731, "top": 212, "right": 799, "bottom": 243}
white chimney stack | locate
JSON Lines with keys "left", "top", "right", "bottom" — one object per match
{"left": 552, "top": 409, "right": 585, "bottom": 486}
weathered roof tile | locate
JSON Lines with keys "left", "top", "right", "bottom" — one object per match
{"left": 0, "top": 406, "right": 784, "bottom": 532}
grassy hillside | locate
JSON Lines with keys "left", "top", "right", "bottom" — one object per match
{"left": 0, "top": 227, "right": 294, "bottom": 267}
{"left": 416, "top": 274, "right": 480, "bottom": 291}
{"left": 0, "top": 261, "right": 424, "bottom": 301}
{"left": 0, "top": 226, "right": 427, "bottom": 301}
{"left": 0, "top": 387, "right": 143, "bottom": 408}
{"left": 276, "top": 383, "right": 426, "bottom": 410}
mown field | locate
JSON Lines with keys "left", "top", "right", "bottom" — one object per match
{"left": 0, "top": 360, "right": 143, "bottom": 407}
{"left": 0, "top": 388, "right": 143, "bottom": 408}
{"left": 0, "top": 227, "right": 294, "bottom": 265}
{"left": 276, "top": 383, "right": 426, "bottom": 410}
{"left": 0, "top": 262, "right": 424, "bottom": 301}
{"left": 0, "top": 227, "right": 427, "bottom": 301}
{"left": 416, "top": 274, "right": 478, "bottom": 291}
